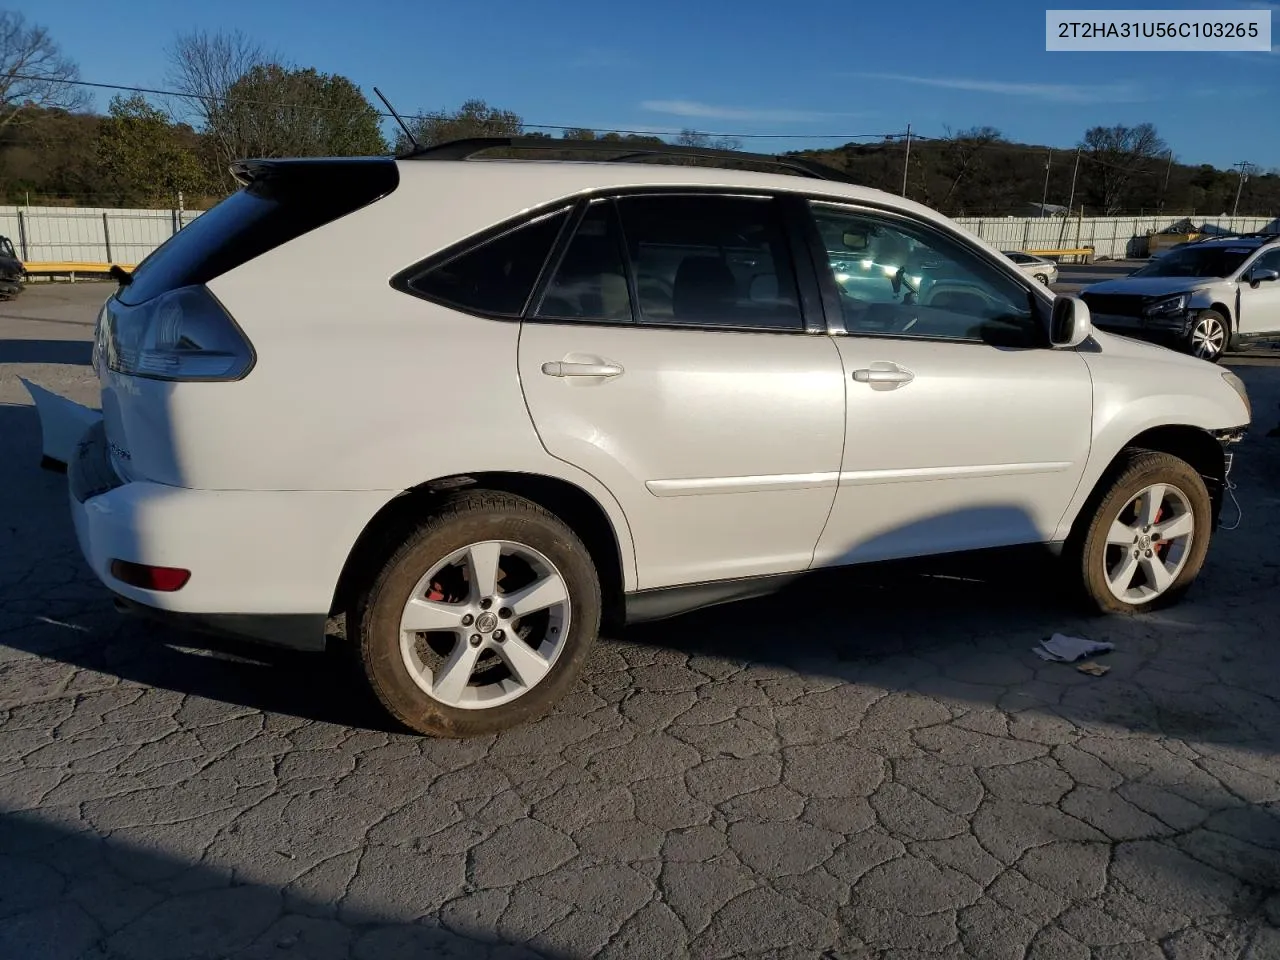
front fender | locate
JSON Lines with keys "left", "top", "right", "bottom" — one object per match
{"left": 1187, "top": 282, "right": 1235, "bottom": 319}
{"left": 1052, "top": 379, "right": 1248, "bottom": 542}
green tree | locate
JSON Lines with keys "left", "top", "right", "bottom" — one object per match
{"left": 213, "top": 65, "right": 388, "bottom": 161}
{"left": 399, "top": 99, "right": 523, "bottom": 150}
{"left": 94, "top": 94, "right": 208, "bottom": 207}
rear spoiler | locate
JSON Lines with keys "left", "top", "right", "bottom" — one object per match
{"left": 228, "top": 156, "right": 399, "bottom": 189}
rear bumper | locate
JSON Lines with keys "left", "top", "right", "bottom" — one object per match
{"left": 110, "top": 594, "right": 328, "bottom": 652}
{"left": 67, "top": 421, "right": 391, "bottom": 654}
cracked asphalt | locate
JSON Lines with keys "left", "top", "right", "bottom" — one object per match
{"left": 4, "top": 283, "right": 1280, "bottom": 960}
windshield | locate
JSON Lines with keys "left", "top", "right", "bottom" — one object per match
{"left": 1133, "top": 246, "right": 1252, "bottom": 279}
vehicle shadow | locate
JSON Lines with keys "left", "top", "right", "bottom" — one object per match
{"left": 0, "top": 338, "right": 94, "bottom": 365}
{"left": 3, "top": 396, "right": 1279, "bottom": 750}
{"left": 0, "top": 811, "right": 563, "bottom": 960}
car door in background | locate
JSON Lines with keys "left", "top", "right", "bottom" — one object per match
{"left": 1237, "top": 248, "right": 1280, "bottom": 338}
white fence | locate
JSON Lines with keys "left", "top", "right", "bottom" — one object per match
{"left": 1, "top": 205, "right": 204, "bottom": 264}
{"left": 955, "top": 214, "right": 1277, "bottom": 260}
{"left": 3, "top": 204, "right": 1278, "bottom": 265}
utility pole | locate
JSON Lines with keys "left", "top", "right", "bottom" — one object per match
{"left": 901, "top": 123, "right": 912, "bottom": 197}
{"left": 1157, "top": 150, "right": 1173, "bottom": 217}
{"left": 1040, "top": 148, "right": 1053, "bottom": 216}
{"left": 1231, "top": 161, "right": 1251, "bottom": 218}
{"left": 1059, "top": 149, "right": 1082, "bottom": 246}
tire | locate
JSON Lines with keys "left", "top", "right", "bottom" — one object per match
{"left": 1070, "top": 450, "right": 1212, "bottom": 615}
{"left": 351, "top": 491, "right": 601, "bottom": 737}
{"left": 1184, "top": 309, "right": 1229, "bottom": 363}
{"left": 1034, "top": 273, "right": 1050, "bottom": 285}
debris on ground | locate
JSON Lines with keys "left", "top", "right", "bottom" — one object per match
{"left": 1033, "top": 633, "right": 1115, "bottom": 663}
{"left": 1077, "top": 661, "right": 1111, "bottom": 677}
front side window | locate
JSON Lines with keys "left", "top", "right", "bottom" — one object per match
{"left": 614, "top": 194, "right": 805, "bottom": 331}
{"left": 405, "top": 207, "right": 569, "bottom": 316}
{"left": 809, "top": 202, "right": 1037, "bottom": 345}
{"left": 1248, "top": 248, "right": 1280, "bottom": 277}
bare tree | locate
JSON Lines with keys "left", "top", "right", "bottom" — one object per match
{"left": 674, "top": 128, "right": 742, "bottom": 151}
{"left": 936, "top": 125, "right": 1003, "bottom": 214}
{"left": 165, "top": 29, "right": 271, "bottom": 183}
{"left": 0, "top": 11, "right": 86, "bottom": 130}
{"left": 1079, "top": 123, "right": 1167, "bottom": 214}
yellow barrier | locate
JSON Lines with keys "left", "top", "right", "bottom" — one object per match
{"left": 22, "top": 261, "right": 135, "bottom": 280}
{"left": 1025, "top": 248, "right": 1094, "bottom": 264}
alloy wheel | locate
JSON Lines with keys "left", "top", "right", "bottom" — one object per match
{"left": 1102, "top": 482, "right": 1195, "bottom": 604}
{"left": 1189, "top": 316, "right": 1226, "bottom": 360}
{"left": 397, "top": 540, "right": 571, "bottom": 709}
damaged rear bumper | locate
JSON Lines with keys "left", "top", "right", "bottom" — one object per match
{"left": 25, "top": 380, "right": 383, "bottom": 655}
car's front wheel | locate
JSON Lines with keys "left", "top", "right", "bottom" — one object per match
{"left": 1034, "top": 273, "right": 1050, "bottom": 285}
{"left": 1185, "top": 309, "right": 1229, "bottom": 363}
{"left": 352, "top": 491, "right": 601, "bottom": 737}
{"left": 1072, "top": 450, "right": 1212, "bottom": 615}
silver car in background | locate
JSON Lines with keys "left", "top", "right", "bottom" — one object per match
{"left": 1002, "top": 250, "right": 1059, "bottom": 285}
{"left": 1079, "top": 235, "right": 1280, "bottom": 362}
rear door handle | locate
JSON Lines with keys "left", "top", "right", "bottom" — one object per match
{"left": 541, "top": 361, "right": 625, "bottom": 378}
{"left": 852, "top": 364, "right": 914, "bottom": 384}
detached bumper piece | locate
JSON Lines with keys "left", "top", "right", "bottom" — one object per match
{"left": 20, "top": 377, "right": 104, "bottom": 469}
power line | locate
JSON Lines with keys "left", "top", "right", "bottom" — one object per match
{"left": 5, "top": 72, "right": 908, "bottom": 142}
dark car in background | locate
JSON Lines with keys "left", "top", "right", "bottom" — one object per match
{"left": 0, "top": 235, "right": 23, "bottom": 299}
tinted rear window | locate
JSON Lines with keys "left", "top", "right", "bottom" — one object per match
{"left": 404, "top": 207, "right": 570, "bottom": 316}
{"left": 117, "top": 158, "right": 399, "bottom": 305}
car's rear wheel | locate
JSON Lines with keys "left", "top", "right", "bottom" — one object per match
{"left": 1185, "top": 309, "right": 1228, "bottom": 363}
{"left": 1071, "top": 450, "right": 1211, "bottom": 615}
{"left": 352, "top": 491, "right": 601, "bottom": 737}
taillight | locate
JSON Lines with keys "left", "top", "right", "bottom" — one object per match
{"left": 103, "top": 285, "right": 254, "bottom": 381}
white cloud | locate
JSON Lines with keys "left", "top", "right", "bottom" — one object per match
{"left": 640, "top": 99, "right": 861, "bottom": 123}
{"left": 855, "top": 73, "right": 1147, "bottom": 104}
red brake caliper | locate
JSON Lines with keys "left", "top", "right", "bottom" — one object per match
{"left": 1153, "top": 506, "right": 1168, "bottom": 559}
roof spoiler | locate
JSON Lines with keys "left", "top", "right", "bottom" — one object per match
{"left": 229, "top": 156, "right": 397, "bottom": 187}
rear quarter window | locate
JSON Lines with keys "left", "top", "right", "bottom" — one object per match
{"left": 397, "top": 207, "right": 571, "bottom": 317}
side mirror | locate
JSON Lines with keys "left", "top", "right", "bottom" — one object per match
{"left": 1050, "top": 294, "right": 1093, "bottom": 348}
{"left": 1248, "top": 267, "right": 1279, "bottom": 286}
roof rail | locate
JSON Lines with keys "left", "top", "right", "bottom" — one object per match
{"left": 398, "top": 136, "right": 859, "bottom": 185}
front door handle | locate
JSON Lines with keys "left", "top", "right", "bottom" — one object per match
{"left": 541, "top": 360, "right": 625, "bottom": 378}
{"left": 852, "top": 363, "right": 914, "bottom": 384}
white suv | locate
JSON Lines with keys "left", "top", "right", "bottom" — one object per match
{"left": 46, "top": 138, "right": 1252, "bottom": 737}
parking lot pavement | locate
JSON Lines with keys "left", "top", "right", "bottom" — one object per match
{"left": 4, "top": 282, "right": 1280, "bottom": 960}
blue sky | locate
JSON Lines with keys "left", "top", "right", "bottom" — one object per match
{"left": 31, "top": 0, "right": 1279, "bottom": 170}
